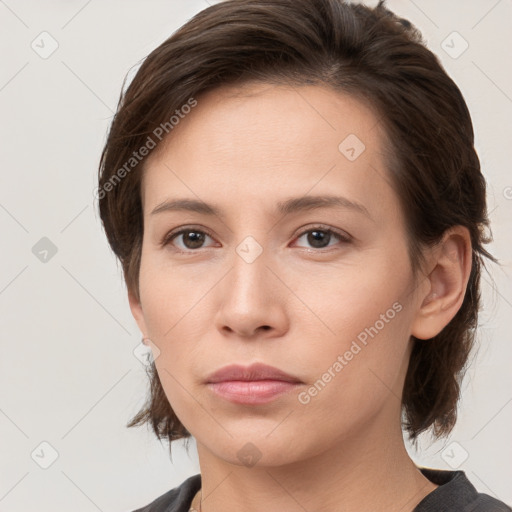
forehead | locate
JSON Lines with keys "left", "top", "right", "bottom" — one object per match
{"left": 149, "top": 81, "right": 384, "bottom": 163}
{"left": 141, "top": 82, "right": 397, "bottom": 222}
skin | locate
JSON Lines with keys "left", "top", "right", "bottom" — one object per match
{"left": 129, "top": 83, "right": 472, "bottom": 512}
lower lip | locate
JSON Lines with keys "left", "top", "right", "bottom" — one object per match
{"left": 207, "top": 380, "right": 300, "bottom": 404}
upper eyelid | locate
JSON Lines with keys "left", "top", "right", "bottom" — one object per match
{"left": 163, "top": 225, "right": 216, "bottom": 243}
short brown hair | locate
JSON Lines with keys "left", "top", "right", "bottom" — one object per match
{"left": 98, "top": 0, "right": 496, "bottom": 447}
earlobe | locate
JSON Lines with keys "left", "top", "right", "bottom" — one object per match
{"left": 411, "top": 226, "right": 472, "bottom": 340}
{"left": 128, "top": 289, "right": 148, "bottom": 337}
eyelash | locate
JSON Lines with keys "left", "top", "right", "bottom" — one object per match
{"left": 160, "top": 225, "right": 352, "bottom": 253}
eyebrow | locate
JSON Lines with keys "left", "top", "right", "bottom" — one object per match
{"left": 150, "top": 195, "right": 372, "bottom": 220}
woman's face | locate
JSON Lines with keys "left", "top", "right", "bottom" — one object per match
{"left": 131, "top": 83, "right": 428, "bottom": 466}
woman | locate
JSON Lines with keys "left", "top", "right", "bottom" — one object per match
{"left": 97, "top": 0, "right": 510, "bottom": 510}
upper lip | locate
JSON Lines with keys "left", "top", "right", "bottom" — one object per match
{"left": 206, "top": 363, "right": 302, "bottom": 384}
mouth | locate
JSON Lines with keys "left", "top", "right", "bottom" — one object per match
{"left": 205, "top": 362, "right": 303, "bottom": 405}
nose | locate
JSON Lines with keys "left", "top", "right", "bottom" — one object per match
{"left": 213, "top": 246, "right": 289, "bottom": 340}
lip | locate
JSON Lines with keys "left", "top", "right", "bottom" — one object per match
{"left": 205, "top": 363, "right": 302, "bottom": 405}
{"left": 206, "top": 363, "right": 302, "bottom": 384}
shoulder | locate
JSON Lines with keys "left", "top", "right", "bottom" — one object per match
{"left": 131, "top": 473, "right": 201, "bottom": 512}
{"left": 415, "top": 468, "right": 511, "bottom": 512}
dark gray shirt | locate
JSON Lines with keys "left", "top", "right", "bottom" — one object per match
{"left": 132, "top": 468, "right": 511, "bottom": 511}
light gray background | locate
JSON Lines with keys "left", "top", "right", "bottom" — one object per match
{"left": 1, "top": 1, "right": 511, "bottom": 510}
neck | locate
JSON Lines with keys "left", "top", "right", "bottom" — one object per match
{"left": 195, "top": 412, "right": 437, "bottom": 512}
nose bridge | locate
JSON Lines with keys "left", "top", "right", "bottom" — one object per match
{"left": 229, "top": 234, "right": 271, "bottom": 304}
{"left": 214, "top": 232, "right": 288, "bottom": 337}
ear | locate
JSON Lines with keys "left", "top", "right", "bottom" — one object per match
{"left": 411, "top": 225, "right": 472, "bottom": 340}
{"left": 128, "top": 288, "right": 149, "bottom": 337}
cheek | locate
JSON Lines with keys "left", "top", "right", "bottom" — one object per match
{"left": 288, "top": 255, "right": 414, "bottom": 412}
{"left": 290, "top": 311, "right": 413, "bottom": 451}
{"left": 301, "top": 301, "right": 411, "bottom": 400}
{"left": 290, "top": 251, "right": 411, "bottom": 351}
{"left": 138, "top": 250, "right": 211, "bottom": 340}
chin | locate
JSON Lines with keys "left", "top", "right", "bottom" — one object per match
{"left": 198, "top": 431, "right": 312, "bottom": 469}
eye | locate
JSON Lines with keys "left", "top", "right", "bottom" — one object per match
{"left": 293, "top": 226, "right": 351, "bottom": 250}
{"left": 161, "top": 225, "right": 351, "bottom": 253}
{"left": 162, "top": 228, "right": 216, "bottom": 251}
